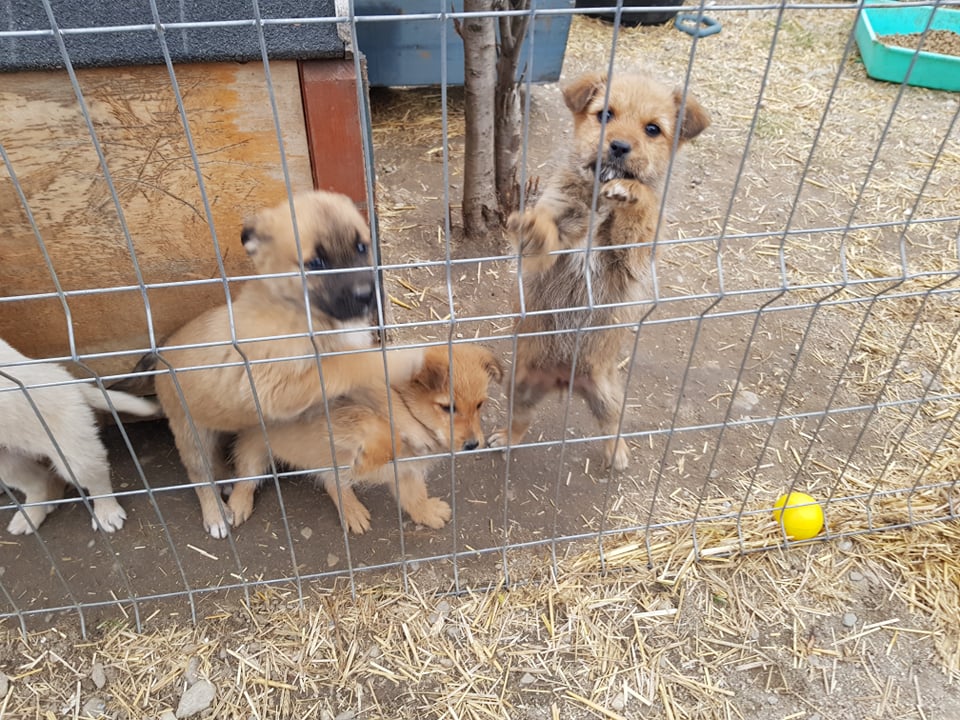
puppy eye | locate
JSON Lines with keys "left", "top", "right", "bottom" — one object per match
{"left": 596, "top": 108, "right": 614, "bottom": 123}
{"left": 356, "top": 241, "right": 368, "bottom": 255}
{"left": 645, "top": 123, "right": 662, "bottom": 138}
{"left": 439, "top": 403, "right": 454, "bottom": 414}
{"left": 476, "top": 400, "right": 484, "bottom": 410}
{"left": 306, "top": 254, "right": 328, "bottom": 271}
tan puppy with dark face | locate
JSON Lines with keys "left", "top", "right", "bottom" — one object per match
{"left": 154, "top": 191, "right": 423, "bottom": 538}
{"left": 489, "top": 71, "right": 710, "bottom": 469}
{"left": 231, "top": 343, "right": 502, "bottom": 533}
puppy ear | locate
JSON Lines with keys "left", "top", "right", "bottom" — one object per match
{"left": 481, "top": 350, "right": 504, "bottom": 384}
{"left": 673, "top": 89, "right": 711, "bottom": 142}
{"left": 562, "top": 72, "right": 606, "bottom": 114}
{"left": 413, "top": 351, "right": 448, "bottom": 392}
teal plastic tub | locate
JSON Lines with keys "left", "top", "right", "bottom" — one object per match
{"left": 854, "top": 1, "right": 960, "bottom": 92}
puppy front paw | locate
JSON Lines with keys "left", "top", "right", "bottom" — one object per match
{"left": 603, "top": 437, "right": 631, "bottom": 471}
{"left": 227, "top": 482, "right": 258, "bottom": 528}
{"left": 339, "top": 495, "right": 372, "bottom": 535}
{"left": 203, "top": 507, "right": 234, "bottom": 539}
{"left": 408, "top": 496, "right": 452, "bottom": 529}
{"left": 7, "top": 507, "right": 49, "bottom": 535}
{"left": 486, "top": 429, "right": 509, "bottom": 450}
{"left": 92, "top": 500, "right": 127, "bottom": 533}
{"left": 508, "top": 208, "right": 560, "bottom": 272}
{"left": 601, "top": 179, "right": 641, "bottom": 204}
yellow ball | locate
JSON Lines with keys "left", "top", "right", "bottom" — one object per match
{"left": 773, "top": 492, "right": 824, "bottom": 540}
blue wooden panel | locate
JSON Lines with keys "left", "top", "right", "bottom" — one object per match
{"left": 353, "top": 0, "right": 574, "bottom": 87}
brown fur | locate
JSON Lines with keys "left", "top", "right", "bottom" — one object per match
{"left": 230, "top": 344, "right": 503, "bottom": 533}
{"left": 154, "top": 191, "right": 424, "bottom": 538}
{"left": 489, "top": 71, "right": 710, "bottom": 469}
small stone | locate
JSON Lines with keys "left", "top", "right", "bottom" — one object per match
{"left": 766, "top": 694, "right": 779, "bottom": 705}
{"left": 327, "top": 553, "right": 339, "bottom": 567}
{"left": 440, "top": 657, "right": 454, "bottom": 668}
{"left": 849, "top": 571, "right": 865, "bottom": 582}
{"left": 300, "top": 527, "right": 313, "bottom": 540}
{"left": 519, "top": 672, "right": 536, "bottom": 686}
{"left": 366, "top": 645, "right": 382, "bottom": 659}
{"left": 436, "top": 600, "right": 451, "bottom": 616}
{"left": 446, "top": 626, "right": 464, "bottom": 640}
{"left": 90, "top": 662, "right": 107, "bottom": 689}
{"left": 838, "top": 539, "right": 853, "bottom": 552}
{"left": 184, "top": 657, "right": 200, "bottom": 686}
{"left": 427, "top": 613, "right": 439, "bottom": 625}
{"left": 610, "top": 696, "right": 625, "bottom": 711}
{"left": 319, "top": 712, "right": 334, "bottom": 720}
{"left": 0, "top": 673, "right": 8, "bottom": 698}
{"left": 842, "top": 612, "right": 858, "bottom": 628}
{"left": 176, "top": 678, "right": 216, "bottom": 718}
{"left": 160, "top": 712, "right": 177, "bottom": 720}
{"left": 334, "top": 711, "right": 356, "bottom": 720}
{"left": 82, "top": 697, "right": 106, "bottom": 717}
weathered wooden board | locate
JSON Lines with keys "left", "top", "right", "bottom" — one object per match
{"left": 0, "top": 61, "right": 313, "bottom": 377}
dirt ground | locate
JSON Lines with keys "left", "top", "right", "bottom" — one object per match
{"left": 2, "top": 8, "right": 960, "bottom": 719}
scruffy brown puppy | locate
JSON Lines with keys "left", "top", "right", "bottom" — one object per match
{"left": 230, "top": 343, "right": 502, "bottom": 534}
{"left": 154, "top": 191, "right": 423, "bottom": 538}
{"left": 489, "top": 71, "right": 710, "bottom": 470}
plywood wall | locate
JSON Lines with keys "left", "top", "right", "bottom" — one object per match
{"left": 0, "top": 61, "right": 313, "bottom": 377}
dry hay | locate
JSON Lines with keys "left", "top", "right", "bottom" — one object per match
{"left": 2, "top": 506, "right": 958, "bottom": 719}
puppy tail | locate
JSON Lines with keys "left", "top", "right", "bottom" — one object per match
{"left": 80, "top": 385, "right": 159, "bottom": 417}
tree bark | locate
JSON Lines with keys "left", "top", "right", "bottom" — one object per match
{"left": 461, "top": 0, "right": 498, "bottom": 238}
{"left": 494, "top": 1, "right": 530, "bottom": 218}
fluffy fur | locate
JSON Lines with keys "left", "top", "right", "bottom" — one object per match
{"left": 0, "top": 339, "right": 157, "bottom": 534}
{"left": 154, "top": 191, "right": 424, "bottom": 538}
{"left": 489, "top": 71, "right": 710, "bottom": 469}
{"left": 230, "top": 343, "right": 503, "bottom": 534}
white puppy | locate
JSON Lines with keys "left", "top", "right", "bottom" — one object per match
{"left": 0, "top": 339, "right": 157, "bottom": 535}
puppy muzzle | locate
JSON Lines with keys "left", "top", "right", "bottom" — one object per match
{"left": 596, "top": 140, "right": 635, "bottom": 182}
{"left": 312, "top": 279, "right": 377, "bottom": 321}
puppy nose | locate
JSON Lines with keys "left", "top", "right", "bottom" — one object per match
{"left": 609, "top": 139, "right": 631, "bottom": 158}
{"left": 353, "top": 283, "right": 374, "bottom": 306}
{"left": 462, "top": 439, "right": 480, "bottom": 451}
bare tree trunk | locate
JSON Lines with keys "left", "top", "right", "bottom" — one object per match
{"left": 461, "top": 0, "right": 498, "bottom": 239}
{"left": 494, "top": 1, "right": 530, "bottom": 218}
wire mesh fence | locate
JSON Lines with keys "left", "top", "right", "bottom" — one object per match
{"left": 1, "top": 0, "right": 958, "bottom": 637}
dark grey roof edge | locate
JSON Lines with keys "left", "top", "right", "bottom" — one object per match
{"left": 1, "top": 0, "right": 344, "bottom": 72}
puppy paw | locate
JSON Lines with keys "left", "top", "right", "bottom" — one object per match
{"left": 340, "top": 496, "right": 372, "bottom": 535}
{"left": 603, "top": 438, "right": 630, "bottom": 471}
{"left": 508, "top": 207, "right": 560, "bottom": 271}
{"left": 92, "top": 501, "right": 127, "bottom": 533}
{"left": 487, "top": 428, "right": 527, "bottom": 451}
{"left": 203, "top": 506, "right": 234, "bottom": 539}
{"left": 7, "top": 508, "right": 48, "bottom": 535}
{"left": 408, "top": 497, "right": 452, "bottom": 529}
{"left": 601, "top": 180, "right": 640, "bottom": 204}
{"left": 206, "top": 520, "right": 230, "bottom": 539}
{"left": 486, "top": 429, "right": 509, "bottom": 450}
{"left": 227, "top": 490, "right": 256, "bottom": 529}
